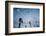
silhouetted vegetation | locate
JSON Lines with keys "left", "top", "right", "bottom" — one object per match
{"left": 19, "top": 18, "right": 23, "bottom": 28}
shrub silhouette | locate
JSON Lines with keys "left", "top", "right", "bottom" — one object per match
{"left": 19, "top": 18, "right": 23, "bottom": 28}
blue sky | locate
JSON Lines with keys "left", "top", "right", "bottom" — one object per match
{"left": 13, "top": 8, "right": 40, "bottom": 28}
